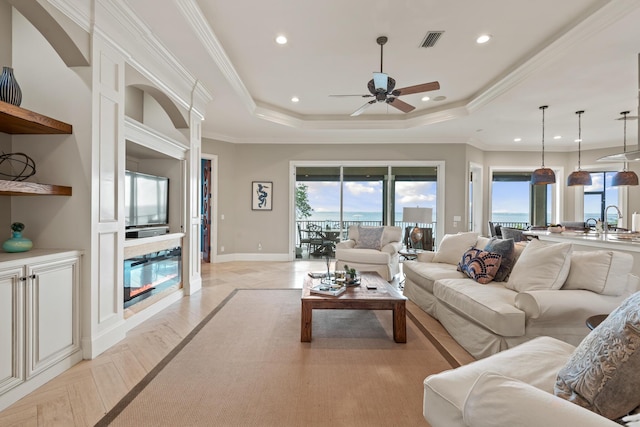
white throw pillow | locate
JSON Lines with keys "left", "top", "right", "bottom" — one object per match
{"left": 563, "top": 250, "right": 632, "bottom": 296}
{"left": 506, "top": 238, "right": 572, "bottom": 292}
{"left": 432, "top": 232, "right": 479, "bottom": 265}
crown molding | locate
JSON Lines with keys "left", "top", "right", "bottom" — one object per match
{"left": 181, "top": 0, "right": 639, "bottom": 132}
{"left": 125, "top": 116, "right": 189, "bottom": 160}
{"left": 46, "top": 0, "right": 92, "bottom": 31}
{"left": 468, "top": 0, "right": 640, "bottom": 112}
{"left": 176, "top": 0, "right": 255, "bottom": 111}
{"left": 94, "top": 0, "right": 212, "bottom": 121}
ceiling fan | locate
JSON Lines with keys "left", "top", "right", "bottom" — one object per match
{"left": 330, "top": 36, "right": 440, "bottom": 117}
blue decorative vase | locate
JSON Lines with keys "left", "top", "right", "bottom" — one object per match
{"left": 0, "top": 66, "right": 22, "bottom": 106}
{"left": 3, "top": 231, "right": 32, "bottom": 253}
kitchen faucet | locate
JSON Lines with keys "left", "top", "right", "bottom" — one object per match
{"left": 604, "top": 205, "right": 623, "bottom": 234}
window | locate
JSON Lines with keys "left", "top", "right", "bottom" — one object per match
{"left": 491, "top": 171, "right": 553, "bottom": 228}
{"left": 584, "top": 172, "right": 619, "bottom": 226}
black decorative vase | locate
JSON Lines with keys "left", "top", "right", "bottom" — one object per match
{"left": 0, "top": 66, "right": 22, "bottom": 106}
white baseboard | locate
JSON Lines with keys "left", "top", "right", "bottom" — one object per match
{"left": 213, "top": 253, "right": 291, "bottom": 263}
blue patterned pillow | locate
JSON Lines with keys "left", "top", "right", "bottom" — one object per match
{"left": 457, "top": 248, "right": 502, "bottom": 284}
{"left": 354, "top": 226, "right": 384, "bottom": 250}
{"left": 484, "top": 238, "right": 515, "bottom": 282}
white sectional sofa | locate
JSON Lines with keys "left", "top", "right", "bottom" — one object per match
{"left": 403, "top": 232, "right": 639, "bottom": 359}
{"left": 423, "top": 336, "right": 620, "bottom": 427}
{"left": 424, "top": 290, "right": 640, "bottom": 426}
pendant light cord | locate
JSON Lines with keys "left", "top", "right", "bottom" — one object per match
{"left": 622, "top": 111, "right": 629, "bottom": 172}
{"left": 540, "top": 106, "right": 548, "bottom": 167}
{"left": 576, "top": 110, "right": 584, "bottom": 170}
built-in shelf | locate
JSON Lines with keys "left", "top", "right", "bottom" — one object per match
{"left": 0, "top": 179, "right": 72, "bottom": 196}
{"left": 0, "top": 101, "right": 72, "bottom": 134}
{"left": 0, "top": 101, "right": 73, "bottom": 196}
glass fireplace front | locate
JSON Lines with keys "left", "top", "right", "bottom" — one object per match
{"left": 124, "top": 246, "right": 182, "bottom": 308}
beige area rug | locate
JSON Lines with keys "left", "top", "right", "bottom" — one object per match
{"left": 96, "top": 289, "right": 453, "bottom": 426}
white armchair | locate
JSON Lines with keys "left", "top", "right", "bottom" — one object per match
{"left": 334, "top": 225, "right": 403, "bottom": 281}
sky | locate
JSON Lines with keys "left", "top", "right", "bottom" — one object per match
{"left": 300, "top": 180, "right": 437, "bottom": 213}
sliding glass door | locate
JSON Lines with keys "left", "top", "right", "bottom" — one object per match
{"left": 293, "top": 163, "right": 441, "bottom": 260}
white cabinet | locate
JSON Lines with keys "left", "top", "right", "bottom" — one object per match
{"left": 0, "top": 250, "right": 81, "bottom": 405}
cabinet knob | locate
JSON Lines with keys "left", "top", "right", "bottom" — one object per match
{"left": 30, "top": 274, "right": 36, "bottom": 279}
{"left": 19, "top": 276, "right": 27, "bottom": 281}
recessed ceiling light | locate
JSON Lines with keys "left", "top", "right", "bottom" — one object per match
{"left": 433, "top": 95, "right": 446, "bottom": 101}
{"left": 421, "top": 96, "right": 430, "bottom": 102}
{"left": 514, "top": 138, "right": 522, "bottom": 142}
{"left": 553, "top": 135, "right": 562, "bottom": 140}
{"left": 291, "top": 96, "right": 299, "bottom": 103}
{"left": 476, "top": 34, "right": 491, "bottom": 44}
{"left": 275, "top": 35, "right": 288, "bottom": 45}
{"left": 574, "top": 138, "right": 582, "bottom": 143}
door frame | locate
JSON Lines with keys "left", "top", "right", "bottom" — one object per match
{"left": 201, "top": 154, "right": 218, "bottom": 263}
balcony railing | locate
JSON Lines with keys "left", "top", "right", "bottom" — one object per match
{"left": 295, "top": 220, "right": 437, "bottom": 247}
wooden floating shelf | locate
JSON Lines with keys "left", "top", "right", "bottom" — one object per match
{"left": 0, "top": 100, "right": 72, "bottom": 134}
{"left": 0, "top": 180, "right": 72, "bottom": 196}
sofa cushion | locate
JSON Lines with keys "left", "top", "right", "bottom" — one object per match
{"left": 506, "top": 239, "right": 572, "bottom": 292}
{"left": 434, "top": 278, "right": 524, "bottom": 336}
{"left": 354, "top": 226, "right": 384, "bottom": 250}
{"left": 463, "top": 373, "right": 619, "bottom": 427}
{"left": 403, "top": 261, "right": 465, "bottom": 294}
{"left": 563, "top": 250, "right": 633, "bottom": 296}
{"left": 457, "top": 248, "right": 502, "bottom": 284}
{"left": 335, "top": 247, "right": 390, "bottom": 265}
{"left": 554, "top": 291, "right": 640, "bottom": 420}
{"left": 483, "top": 238, "right": 515, "bottom": 282}
{"left": 432, "top": 232, "right": 479, "bottom": 265}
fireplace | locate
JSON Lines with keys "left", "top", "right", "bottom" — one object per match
{"left": 124, "top": 246, "right": 182, "bottom": 308}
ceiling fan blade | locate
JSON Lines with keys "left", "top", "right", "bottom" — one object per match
{"left": 387, "top": 97, "right": 415, "bottom": 113}
{"left": 350, "top": 100, "right": 377, "bottom": 117}
{"left": 393, "top": 81, "right": 440, "bottom": 96}
{"left": 329, "top": 94, "right": 374, "bottom": 98}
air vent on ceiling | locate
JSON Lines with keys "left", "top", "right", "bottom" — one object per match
{"left": 420, "top": 31, "right": 444, "bottom": 48}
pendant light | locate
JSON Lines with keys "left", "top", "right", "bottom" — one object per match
{"left": 567, "top": 110, "right": 592, "bottom": 186}
{"left": 531, "top": 105, "right": 556, "bottom": 185}
{"left": 611, "top": 111, "right": 639, "bottom": 186}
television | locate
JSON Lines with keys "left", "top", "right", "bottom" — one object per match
{"left": 125, "top": 170, "right": 169, "bottom": 228}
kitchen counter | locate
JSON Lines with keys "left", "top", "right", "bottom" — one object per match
{"left": 525, "top": 230, "right": 640, "bottom": 276}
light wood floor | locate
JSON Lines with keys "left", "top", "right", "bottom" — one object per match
{"left": 0, "top": 260, "right": 471, "bottom": 426}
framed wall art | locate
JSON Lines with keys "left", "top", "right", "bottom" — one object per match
{"left": 252, "top": 181, "right": 273, "bottom": 211}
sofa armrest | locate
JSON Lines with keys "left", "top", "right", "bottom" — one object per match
{"left": 515, "top": 289, "right": 625, "bottom": 320}
{"left": 416, "top": 251, "right": 436, "bottom": 263}
{"left": 335, "top": 239, "right": 355, "bottom": 249}
{"left": 462, "top": 372, "right": 619, "bottom": 427}
{"left": 381, "top": 241, "right": 402, "bottom": 254}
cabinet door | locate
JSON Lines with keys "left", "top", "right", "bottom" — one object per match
{"left": 0, "top": 266, "right": 25, "bottom": 394}
{"left": 25, "top": 256, "right": 80, "bottom": 379}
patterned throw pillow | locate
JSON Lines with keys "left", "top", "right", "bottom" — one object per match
{"left": 554, "top": 291, "right": 640, "bottom": 420}
{"left": 483, "top": 238, "right": 515, "bottom": 282}
{"left": 354, "top": 226, "right": 384, "bottom": 250}
{"left": 457, "top": 248, "right": 502, "bottom": 284}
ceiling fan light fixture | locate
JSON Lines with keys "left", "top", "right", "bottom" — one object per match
{"left": 611, "top": 111, "right": 639, "bottom": 186}
{"left": 532, "top": 105, "right": 555, "bottom": 185}
{"left": 373, "top": 72, "right": 388, "bottom": 92}
{"left": 568, "top": 110, "right": 592, "bottom": 187}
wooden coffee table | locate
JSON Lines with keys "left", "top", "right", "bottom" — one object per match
{"left": 301, "top": 271, "right": 407, "bottom": 343}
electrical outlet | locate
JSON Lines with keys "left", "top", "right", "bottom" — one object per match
{"left": 453, "top": 221, "right": 458, "bottom": 227}
{"left": 258, "top": 243, "right": 262, "bottom": 251}
{"left": 221, "top": 214, "right": 225, "bottom": 220}
{"left": 221, "top": 246, "right": 225, "bottom": 252}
